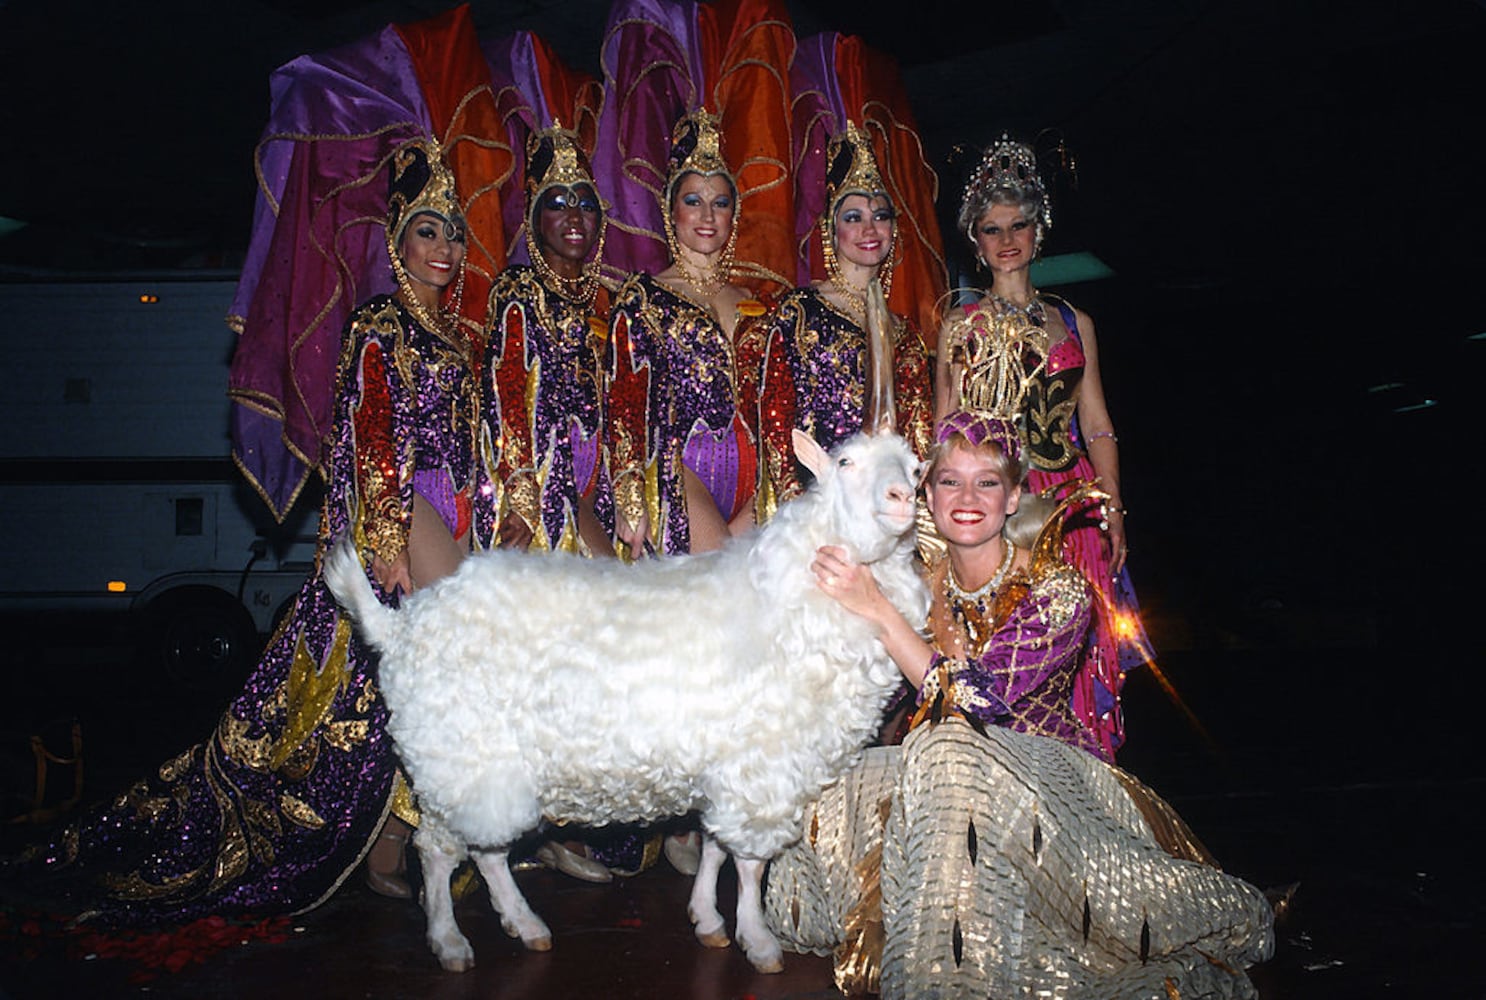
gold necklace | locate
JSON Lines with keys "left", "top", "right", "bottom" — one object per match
{"left": 673, "top": 253, "right": 725, "bottom": 302}
{"left": 828, "top": 272, "right": 868, "bottom": 322}
{"left": 527, "top": 229, "right": 597, "bottom": 307}
{"left": 945, "top": 539, "right": 1017, "bottom": 605}
{"left": 392, "top": 285, "right": 462, "bottom": 353}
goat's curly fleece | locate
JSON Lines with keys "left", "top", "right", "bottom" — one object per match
{"left": 325, "top": 431, "right": 929, "bottom": 862}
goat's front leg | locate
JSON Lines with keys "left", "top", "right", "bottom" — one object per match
{"left": 414, "top": 827, "right": 476, "bottom": 972}
{"left": 471, "top": 849, "right": 552, "bottom": 951}
{"left": 687, "top": 833, "right": 731, "bottom": 948}
{"left": 735, "top": 856, "right": 784, "bottom": 973}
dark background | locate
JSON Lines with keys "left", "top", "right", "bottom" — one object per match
{"left": 2, "top": 0, "right": 1477, "bottom": 710}
{"left": 1, "top": 0, "right": 1479, "bottom": 592}
{"left": 1, "top": 1, "right": 1482, "bottom": 995}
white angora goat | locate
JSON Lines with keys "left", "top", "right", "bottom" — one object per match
{"left": 324, "top": 429, "right": 928, "bottom": 974}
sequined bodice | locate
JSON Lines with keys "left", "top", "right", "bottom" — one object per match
{"left": 620, "top": 275, "right": 739, "bottom": 436}
{"left": 498, "top": 265, "right": 605, "bottom": 438}
{"left": 1025, "top": 326, "right": 1085, "bottom": 474}
{"left": 339, "top": 295, "right": 480, "bottom": 501}
{"left": 779, "top": 288, "right": 873, "bottom": 451}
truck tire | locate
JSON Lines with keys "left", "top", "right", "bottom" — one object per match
{"left": 139, "top": 589, "right": 260, "bottom": 697}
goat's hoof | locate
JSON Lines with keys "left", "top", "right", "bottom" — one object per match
{"left": 691, "top": 910, "right": 729, "bottom": 948}
{"left": 500, "top": 914, "right": 553, "bottom": 945}
{"left": 746, "top": 951, "right": 784, "bottom": 974}
{"left": 741, "top": 935, "right": 784, "bottom": 974}
{"left": 432, "top": 940, "right": 475, "bottom": 973}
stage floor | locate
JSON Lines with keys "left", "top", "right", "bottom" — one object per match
{"left": 1, "top": 642, "right": 1478, "bottom": 998}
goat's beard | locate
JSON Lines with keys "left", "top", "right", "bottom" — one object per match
{"left": 844, "top": 511, "right": 915, "bottom": 564}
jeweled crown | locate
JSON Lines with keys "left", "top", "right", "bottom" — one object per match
{"left": 961, "top": 133, "right": 1052, "bottom": 236}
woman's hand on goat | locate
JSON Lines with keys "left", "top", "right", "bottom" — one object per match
{"left": 372, "top": 549, "right": 413, "bottom": 596}
{"left": 814, "top": 544, "right": 935, "bottom": 689}
{"left": 615, "top": 510, "right": 650, "bottom": 560}
{"left": 498, "top": 512, "right": 535, "bottom": 551}
{"left": 813, "top": 545, "right": 886, "bottom": 621}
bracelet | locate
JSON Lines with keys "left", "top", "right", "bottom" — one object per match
{"left": 1087, "top": 430, "right": 1118, "bottom": 444}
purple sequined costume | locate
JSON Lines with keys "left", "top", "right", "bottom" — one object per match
{"left": 764, "top": 544, "right": 1272, "bottom": 997}
{"left": 481, "top": 265, "right": 613, "bottom": 552}
{"left": 756, "top": 287, "right": 933, "bottom": 518}
{"left": 14, "top": 295, "right": 480, "bottom": 922}
{"left": 605, "top": 275, "right": 766, "bottom": 553}
{"left": 918, "top": 552, "right": 1107, "bottom": 761}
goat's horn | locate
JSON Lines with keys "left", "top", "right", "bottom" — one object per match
{"left": 863, "top": 277, "right": 897, "bottom": 436}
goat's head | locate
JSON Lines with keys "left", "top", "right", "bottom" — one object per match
{"left": 793, "top": 428, "right": 923, "bottom": 563}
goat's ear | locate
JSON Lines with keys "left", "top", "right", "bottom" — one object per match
{"left": 793, "top": 429, "right": 831, "bottom": 481}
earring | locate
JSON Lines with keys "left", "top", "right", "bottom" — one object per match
{"left": 820, "top": 216, "right": 841, "bottom": 283}
{"left": 585, "top": 217, "right": 609, "bottom": 284}
{"left": 719, "top": 207, "right": 739, "bottom": 280}
{"left": 879, "top": 229, "right": 897, "bottom": 301}
{"left": 663, "top": 207, "right": 682, "bottom": 265}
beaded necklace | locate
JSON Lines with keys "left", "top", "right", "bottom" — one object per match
{"left": 827, "top": 273, "right": 868, "bottom": 324}
{"left": 945, "top": 538, "right": 1017, "bottom": 606}
{"left": 945, "top": 540, "right": 1017, "bottom": 649}
{"left": 672, "top": 251, "right": 727, "bottom": 302}
{"left": 527, "top": 228, "right": 598, "bottom": 309}
{"left": 985, "top": 290, "right": 1046, "bottom": 328}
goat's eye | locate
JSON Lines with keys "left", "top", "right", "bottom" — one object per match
{"left": 837, "top": 456, "right": 853, "bottom": 468}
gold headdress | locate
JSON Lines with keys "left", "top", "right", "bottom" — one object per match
{"left": 386, "top": 138, "right": 464, "bottom": 248}
{"left": 524, "top": 120, "right": 600, "bottom": 209}
{"left": 936, "top": 302, "right": 1049, "bottom": 464}
{"left": 385, "top": 138, "right": 465, "bottom": 334}
{"left": 523, "top": 120, "right": 605, "bottom": 303}
{"left": 824, "top": 121, "right": 887, "bottom": 214}
{"left": 820, "top": 121, "right": 897, "bottom": 302}
{"left": 665, "top": 109, "right": 733, "bottom": 198}
{"left": 959, "top": 133, "right": 1052, "bottom": 247}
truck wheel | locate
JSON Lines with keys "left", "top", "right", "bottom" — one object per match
{"left": 141, "top": 593, "right": 260, "bottom": 695}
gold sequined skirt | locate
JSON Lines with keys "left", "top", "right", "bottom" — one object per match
{"left": 766, "top": 721, "right": 1274, "bottom": 998}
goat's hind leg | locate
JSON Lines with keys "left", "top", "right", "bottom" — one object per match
{"left": 734, "top": 856, "right": 784, "bottom": 974}
{"left": 472, "top": 848, "right": 552, "bottom": 951}
{"left": 686, "top": 833, "right": 731, "bottom": 949}
{"left": 413, "top": 824, "right": 476, "bottom": 972}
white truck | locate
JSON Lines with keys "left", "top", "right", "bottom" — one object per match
{"left": 0, "top": 275, "right": 318, "bottom": 691}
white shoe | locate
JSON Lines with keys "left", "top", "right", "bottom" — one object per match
{"left": 535, "top": 841, "right": 613, "bottom": 883}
